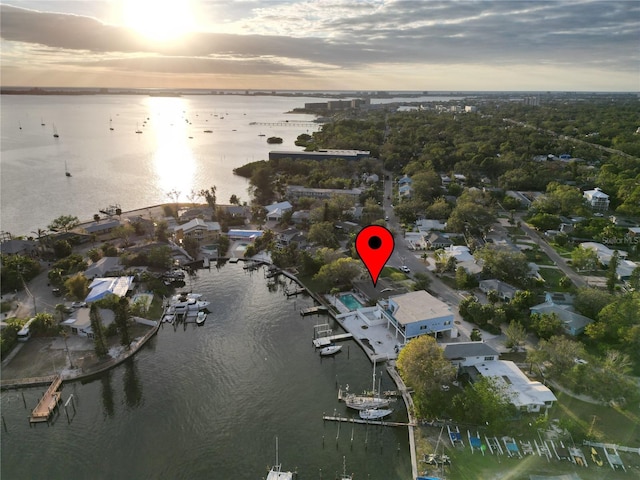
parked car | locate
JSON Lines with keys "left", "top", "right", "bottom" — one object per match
{"left": 400, "top": 265, "right": 410, "bottom": 273}
{"left": 71, "top": 301, "right": 87, "bottom": 308}
{"left": 52, "top": 288, "right": 62, "bottom": 297}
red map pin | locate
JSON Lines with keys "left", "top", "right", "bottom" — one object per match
{"left": 355, "top": 225, "right": 395, "bottom": 287}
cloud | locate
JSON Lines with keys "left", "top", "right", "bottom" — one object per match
{"left": 1, "top": 1, "right": 638, "bottom": 87}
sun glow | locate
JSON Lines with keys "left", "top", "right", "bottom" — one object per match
{"left": 123, "top": 0, "right": 196, "bottom": 42}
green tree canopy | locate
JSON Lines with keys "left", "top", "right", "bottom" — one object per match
{"left": 312, "top": 257, "right": 363, "bottom": 291}
{"left": 451, "top": 377, "right": 517, "bottom": 434}
{"left": 48, "top": 215, "right": 80, "bottom": 232}
{"left": 396, "top": 335, "right": 456, "bottom": 417}
{"left": 475, "top": 246, "right": 531, "bottom": 288}
{"left": 64, "top": 273, "right": 89, "bottom": 301}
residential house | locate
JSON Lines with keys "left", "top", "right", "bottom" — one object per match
{"left": 173, "top": 218, "right": 221, "bottom": 243}
{"left": 442, "top": 342, "right": 499, "bottom": 368}
{"left": 84, "top": 219, "right": 121, "bottom": 236}
{"left": 398, "top": 184, "right": 412, "bottom": 199}
{"left": 479, "top": 279, "right": 519, "bottom": 301}
{"left": 277, "top": 228, "right": 305, "bottom": 247}
{"left": 579, "top": 242, "right": 628, "bottom": 267}
{"left": 291, "top": 210, "right": 310, "bottom": 225}
{"left": 61, "top": 307, "right": 115, "bottom": 338}
{"left": 228, "top": 229, "right": 263, "bottom": 241}
{"left": 416, "top": 219, "right": 447, "bottom": 232}
{"left": 378, "top": 290, "right": 454, "bottom": 344}
{"left": 0, "top": 239, "right": 37, "bottom": 256}
{"left": 617, "top": 259, "right": 640, "bottom": 282}
{"left": 426, "top": 233, "right": 454, "bottom": 250}
{"left": 84, "top": 276, "right": 134, "bottom": 303}
{"left": 286, "top": 185, "right": 362, "bottom": 202}
{"left": 530, "top": 302, "right": 593, "bottom": 336}
{"left": 265, "top": 201, "right": 293, "bottom": 222}
{"left": 84, "top": 257, "right": 124, "bottom": 279}
{"left": 442, "top": 342, "right": 556, "bottom": 413}
{"left": 583, "top": 188, "right": 610, "bottom": 211}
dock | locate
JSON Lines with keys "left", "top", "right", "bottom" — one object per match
{"left": 300, "top": 306, "right": 328, "bottom": 316}
{"left": 285, "top": 287, "right": 306, "bottom": 297}
{"left": 313, "top": 333, "right": 353, "bottom": 348}
{"left": 30, "top": 375, "right": 62, "bottom": 423}
{"left": 322, "top": 415, "right": 414, "bottom": 428}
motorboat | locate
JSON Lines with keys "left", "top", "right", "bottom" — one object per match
{"left": 320, "top": 345, "right": 342, "bottom": 356}
{"left": 196, "top": 311, "right": 207, "bottom": 325}
{"left": 359, "top": 408, "right": 393, "bottom": 420}
{"left": 162, "top": 314, "right": 175, "bottom": 324}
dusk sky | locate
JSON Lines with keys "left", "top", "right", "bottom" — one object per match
{"left": 1, "top": 0, "right": 638, "bottom": 91}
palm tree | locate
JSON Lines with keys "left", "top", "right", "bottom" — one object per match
{"left": 94, "top": 214, "right": 100, "bottom": 223}
{"left": 31, "top": 228, "right": 49, "bottom": 255}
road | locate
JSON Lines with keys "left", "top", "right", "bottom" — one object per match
{"left": 518, "top": 219, "right": 587, "bottom": 288}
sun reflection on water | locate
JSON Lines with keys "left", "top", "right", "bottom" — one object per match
{"left": 146, "top": 97, "right": 195, "bottom": 201}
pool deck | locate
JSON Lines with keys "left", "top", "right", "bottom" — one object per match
{"left": 327, "top": 293, "right": 401, "bottom": 362}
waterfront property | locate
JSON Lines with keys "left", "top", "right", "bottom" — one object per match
{"left": 443, "top": 342, "right": 557, "bottom": 413}
{"left": 61, "top": 307, "right": 115, "bottom": 337}
{"left": 268, "top": 149, "right": 370, "bottom": 161}
{"left": 84, "top": 276, "right": 134, "bottom": 302}
{"left": 379, "top": 290, "right": 455, "bottom": 343}
{"left": 173, "top": 218, "right": 221, "bottom": 242}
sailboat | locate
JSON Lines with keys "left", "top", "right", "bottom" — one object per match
{"left": 65, "top": 160, "right": 72, "bottom": 177}
{"left": 344, "top": 360, "right": 391, "bottom": 410}
{"left": 340, "top": 457, "right": 353, "bottom": 480}
{"left": 41, "top": 118, "right": 45, "bottom": 126}
{"left": 265, "top": 437, "right": 293, "bottom": 480}
{"left": 135, "top": 123, "right": 142, "bottom": 134}
{"left": 53, "top": 124, "right": 59, "bottom": 138}
{"left": 109, "top": 117, "right": 114, "bottom": 131}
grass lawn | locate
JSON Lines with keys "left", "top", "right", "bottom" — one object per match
{"left": 537, "top": 267, "right": 571, "bottom": 291}
{"left": 523, "top": 247, "right": 555, "bottom": 266}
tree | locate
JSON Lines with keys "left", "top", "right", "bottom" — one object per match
{"left": 114, "top": 224, "right": 136, "bottom": 247}
{"left": 30, "top": 313, "right": 59, "bottom": 337}
{"left": 504, "top": 320, "right": 526, "bottom": 352}
{"left": 229, "top": 194, "right": 240, "bottom": 205}
{"left": 48, "top": 215, "right": 79, "bottom": 233}
{"left": 531, "top": 312, "right": 565, "bottom": 340}
{"left": 606, "top": 250, "right": 619, "bottom": 293}
{"left": 527, "top": 213, "right": 561, "bottom": 232}
{"left": 94, "top": 214, "right": 100, "bottom": 223}
{"left": 312, "top": 257, "right": 363, "bottom": 291}
{"left": 64, "top": 273, "right": 89, "bottom": 301}
{"left": 0, "top": 254, "right": 40, "bottom": 293}
{"left": 199, "top": 186, "right": 217, "bottom": 215}
{"left": 451, "top": 377, "right": 516, "bottom": 434}
{"left": 412, "top": 272, "right": 431, "bottom": 292}
{"left": 307, "top": 221, "right": 339, "bottom": 249}
{"left": 527, "top": 335, "right": 585, "bottom": 378}
{"left": 115, "top": 297, "right": 131, "bottom": 348}
{"left": 475, "top": 246, "right": 530, "bottom": 288}
{"left": 53, "top": 239, "right": 73, "bottom": 259}
{"left": 89, "top": 304, "right": 108, "bottom": 357}
{"left": 155, "top": 220, "right": 169, "bottom": 242}
{"left": 573, "top": 287, "right": 614, "bottom": 319}
{"left": 396, "top": 335, "right": 456, "bottom": 417}
{"left": 147, "top": 246, "right": 172, "bottom": 269}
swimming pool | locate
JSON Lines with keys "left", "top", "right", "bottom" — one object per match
{"left": 339, "top": 293, "right": 364, "bottom": 311}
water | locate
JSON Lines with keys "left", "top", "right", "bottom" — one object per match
{"left": 339, "top": 293, "right": 365, "bottom": 311}
{"left": 0, "top": 94, "right": 323, "bottom": 236}
{"left": 0, "top": 265, "right": 412, "bottom": 479}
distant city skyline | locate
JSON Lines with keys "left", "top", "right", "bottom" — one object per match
{"left": 1, "top": 1, "right": 638, "bottom": 92}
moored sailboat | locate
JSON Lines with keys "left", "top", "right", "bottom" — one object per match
{"left": 265, "top": 437, "right": 293, "bottom": 480}
{"left": 344, "top": 360, "right": 391, "bottom": 410}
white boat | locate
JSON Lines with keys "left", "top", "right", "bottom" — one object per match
{"left": 265, "top": 437, "right": 293, "bottom": 480}
{"left": 320, "top": 345, "right": 342, "bottom": 356}
{"left": 162, "top": 314, "right": 175, "bottom": 324}
{"left": 359, "top": 408, "right": 393, "bottom": 420}
{"left": 344, "top": 360, "right": 391, "bottom": 410}
{"left": 196, "top": 311, "right": 207, "bottom": 325}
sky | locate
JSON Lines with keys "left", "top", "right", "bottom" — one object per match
{"left": 1, "top": 0, "right": 639, "bottom": 91}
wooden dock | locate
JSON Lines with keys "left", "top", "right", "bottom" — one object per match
{"left": 30, "top": 375, "right": 62, "bottom": 423}
{"left": 285, "top": 287, "right": 306, "bottom": 297}
{"left": 313, "top": 333, "right": 353, "bottom": 348}
{"left": 323, "top": 415, "right": 414, "bottom": 428}
{"left": 300, "top": 306, "right": 328, "bottom": 316}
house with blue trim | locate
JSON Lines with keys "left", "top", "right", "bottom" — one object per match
{"left": 378, "top": 290, "right": 454, "bottom": 344}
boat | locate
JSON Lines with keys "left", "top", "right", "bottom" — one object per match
{"left": 344, "top": 360, "right": 391, "bottom": 410}
{"left": 162, "top": 314, "right": 175, "bottom": 324}
{"left": 53, "top": 124, "right": 59, "bottom": 138}
{"left": 65, "top": 160, "right": 72, "bottom": 177}
{"left": 320, "top": 345, "right": 342, "bottom": 356}
{"left": 203, "top": 129, "right": 212, "bottom": 133}
{"left": 41, "top": 118, "right": 45, "bottom": 126}
{"left": 196, "top": 311, "right": 207, "bottom": 325}
{"left": 359, "top": 408, "right": 393, "bottom": 420}
{"left": 265, "top": 437, "right": 293, "bottom": 480}
{"left": 135, "top": 122, "right": 142, "bottom": 134}
{"left": 109, "top": 117, "right": 114, "bottom": 131}
{"left": 591, "top": 446, "right": 604, "bottom": 466}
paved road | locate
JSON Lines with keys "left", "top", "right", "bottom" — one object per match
{"left": 518, "top": 219, "right": 587, "bottom": 288}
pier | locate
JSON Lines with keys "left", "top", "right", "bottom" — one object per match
{"left": 30, "top": 375, "right": 62, "bottom": 423}
{"left": 285, "top": 287, "right": 306, "bottom": 297}
{"left": 312, "top": 333, "right": 353, "bottom": 348}
{"left": 322, "top": 415, "right": 414, "bottom": 428}
{"left": 300, "top": 306, "right": 328, "bottom": 316}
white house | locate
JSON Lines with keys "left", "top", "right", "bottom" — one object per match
{"left": 378, "top": 290, "right": 454, "bottom": 344}
{"left": 174, "top": 218, "right": 221, "bottom": 242}
{"left": 84, "top": 276, "right": 134, "bottom": 303}
{"left": 583, "top": 188, "right": 610, "bottom": 211}
{"left": 265, "top": 201, "right": 293, "bottom": 221}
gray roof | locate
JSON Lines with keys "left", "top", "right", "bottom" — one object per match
{"left": 442, "top": 342, "right": 499, "bottom": 360}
